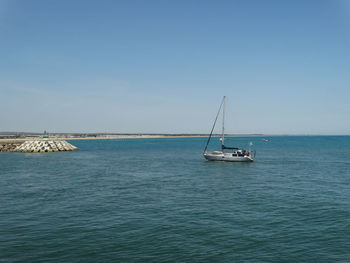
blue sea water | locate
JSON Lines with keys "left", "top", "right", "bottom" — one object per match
{"left": 1, "top": 136, "right": 350, "bottom": 262}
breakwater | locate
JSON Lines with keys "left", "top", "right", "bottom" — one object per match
{"left": 0, "top": 141, "right": 23, "bottom": 152}
{"left": 0, "top": 140, "right": 78, "bottom": 153}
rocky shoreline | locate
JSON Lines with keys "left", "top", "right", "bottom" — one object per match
{"left": 0, "top": 141, "right": 24, "bottom": 152}
{"left": 0, "top": 140, "right": 78, "bottom": 153}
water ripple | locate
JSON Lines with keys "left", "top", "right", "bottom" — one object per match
{"left": 1, "top": 136, "right": 350, "bottom": 262}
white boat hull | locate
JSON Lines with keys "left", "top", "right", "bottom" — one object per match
{"left": 203, "top": 152, "right": 254, "bottom": 162}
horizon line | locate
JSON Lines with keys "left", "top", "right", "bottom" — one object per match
{"left": 0, "top": 131, "right": 349, "bottom": 137}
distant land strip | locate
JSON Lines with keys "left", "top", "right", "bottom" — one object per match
{"left": 1, "top": 132, "right": 347, "bottom": 142}
{"left": 0, "top": 132, "right": 267, "bottom": 142}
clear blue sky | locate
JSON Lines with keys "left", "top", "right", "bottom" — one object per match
{"left": 0, "top": 0, "right": 349, "bottom": 134}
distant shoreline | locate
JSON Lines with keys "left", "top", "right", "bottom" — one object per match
{"left": 1, "top": 134, "right": 349, "bottom": 143}
{"left": 0, "top": 135, "right": 206, "bottom": 142}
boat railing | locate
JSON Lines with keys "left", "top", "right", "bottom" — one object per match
{"left": 249, "top": 150, "right": 256, "bottom": 158}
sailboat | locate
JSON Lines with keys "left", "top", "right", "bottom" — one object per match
{"left": 203, "top": 96, "right": 256, "bottom": 162}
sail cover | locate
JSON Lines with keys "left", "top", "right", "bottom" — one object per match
{"left": 222, "top": 145, "right": 239, "bottom": 150}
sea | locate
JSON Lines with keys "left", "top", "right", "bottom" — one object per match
{"left": 1, "top": 136, "right": 350, "bottom": 262}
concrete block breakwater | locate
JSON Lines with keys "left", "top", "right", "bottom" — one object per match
{"left": 0, "top": 142, "right": 23, "bottom": 152}
{"left": 16, "top": 140, "right": 78, "bottom": 152}
{"left": 0, "top": 140, "right": 78, "bottom": 153}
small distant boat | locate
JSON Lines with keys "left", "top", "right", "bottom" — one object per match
{"left": 261, "top": 138, "right": 269, "bottom": 142}
{"left": 203, "top": 96, "right": 256, "bottom": 162}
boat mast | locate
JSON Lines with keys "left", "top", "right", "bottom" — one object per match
{"left": 203, "top": 96, "right": 225, "bottom": 153}
{"left": 221, "top": 96, "right": 226, "bottom": 149}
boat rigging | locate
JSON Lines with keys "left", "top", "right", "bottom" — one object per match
{"left": 203, "top": 96, "right": 256, "bottom": 162}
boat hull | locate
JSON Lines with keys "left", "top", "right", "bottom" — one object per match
{"left": 203, "top": 152, "right": 254, "bottom": 162}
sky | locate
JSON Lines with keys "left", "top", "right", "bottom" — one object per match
{"left": 0, "top": 0, "right": 349, "bottom": 134}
